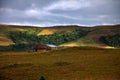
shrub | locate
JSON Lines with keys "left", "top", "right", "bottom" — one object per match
{"left": 40, "top": 76, "right": 46, "bottom": 80}
{"left": 99, "top": 34, "right": 120, "bottom": 47}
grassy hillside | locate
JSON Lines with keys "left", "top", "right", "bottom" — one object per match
{"left": 60, "top": 36, "right": 97, "bottom": 47}
{"left": 0, "top": 24, "right": 38, "bottom": 46}
{"left": 0, "top": 47, "right": 120, "bottom": 80}
{"left": 0, "top": 25, "right": 23, "bottom": 46}
{"left": 0, "top": 36, "right": 13, "bottom": 46}
{"left": 0, "top": 24, "right": 120, "bottom": 47}
{"left": 0, "top": 24, "right": 80, "bottom": 46}
{"left": 38, "top": 25, "right": 80, "bottom": 35}
{"left": 60, "top": 25, "right": 120, "bottom": 47}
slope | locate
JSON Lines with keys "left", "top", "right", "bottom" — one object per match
{"left": 0, "top": 24, "right": 80, "bottom": 46}
{"left": 0, "top": 24, "right": 120, "bottom": 47}
{"left": 60, "top": 25, "right": 120, "bottom": 47}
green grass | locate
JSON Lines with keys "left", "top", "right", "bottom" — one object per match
{"left": 60, "top": 36, "right": 97, "bottom": 47}
{"left": 0, "top": 47, "right": 120, "bottom": 80}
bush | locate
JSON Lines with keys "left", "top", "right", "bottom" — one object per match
{"left": 99, "top": 34, "right": 120, "bottom": 47}
{"left": 0, "top": 43, "right": 35, "bottom": 52}
{"left": 40, "top": 76, "right": 46, "bottom": 80}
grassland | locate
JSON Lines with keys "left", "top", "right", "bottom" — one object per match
{"left": 60, "top": 36, "right": 97, "bottom": 47}
{"left": 0, "top": 47, "right": 120, "bottom": 80}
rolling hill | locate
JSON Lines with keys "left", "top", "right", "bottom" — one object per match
{"left": 60, "top": 25, "right": 120, "bottom": 48}
{"left": 0, "top": 24, "right": 120, "bottom": 48}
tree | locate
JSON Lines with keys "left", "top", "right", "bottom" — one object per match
{"left": 99, "top": 34, "right": 120, "bottom": 47}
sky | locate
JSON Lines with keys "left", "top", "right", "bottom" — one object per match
{"left": 0, "top": 0, "right": 120, "bottom": 27}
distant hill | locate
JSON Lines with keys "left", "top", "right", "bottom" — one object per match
{"left": 61, "top": 25, "right": 120, "bottom": 48}
{"left": 0, "top": 24, "right": 120, "bottom": 48}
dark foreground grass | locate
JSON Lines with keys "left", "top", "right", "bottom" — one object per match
{"left": 0, "top": 47, "right": 120, "bottom": 80}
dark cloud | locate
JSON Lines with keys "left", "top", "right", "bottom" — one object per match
{"left": 0, "top": 0, "right": 120, "bottom": 26}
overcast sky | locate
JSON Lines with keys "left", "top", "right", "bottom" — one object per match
{"left": 0, "top": 0, "right": 120, "bottom": 27}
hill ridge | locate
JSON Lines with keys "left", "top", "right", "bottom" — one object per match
{"left": 0, "top": 24, "right": 120, "bottom": 47}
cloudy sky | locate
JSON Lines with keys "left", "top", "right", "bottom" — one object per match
{"left": 0, "top": 0, "right": 120, "bottom": 27}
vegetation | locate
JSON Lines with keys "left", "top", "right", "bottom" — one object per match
{"left": 0, "top": 47, "right": 120, "bottom": 80}
{"left": 0, "top": 24, "right": 120, "bottom": 47}
{"left": 8, "top": 29, "right": 90, "bottom": 45}
{"left": 8, "top": 29, "right": 40, "bottom": 44}
{"left": 38, "top": 29, "right": 90, "bottom": 45}
{"left": 60, "top": 36, "right": 97, "bottom": 47}
{"left": 0, "top": 43, "right": 35, "bottom": 51}
{"left": 100, "top": 34, "right": 120, "bottom": 47}
{"left": 40, "top": 76, "right": 46, "bottom": 80}
{"left": 0, "top": 29, "right": 89, "bottom": 51}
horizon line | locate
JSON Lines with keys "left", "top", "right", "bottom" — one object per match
{"left": 0, "top": 23, "right": 120, "bottom": 27}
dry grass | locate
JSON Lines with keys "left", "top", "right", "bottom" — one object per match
{"left": 0, "top": 47, "right": 120, "bottom": 80}
{"left": 0, "top": 37, "right": 13, "bottom": 46}
{"left": 38, "top": 29, "right": 56, "bottom": 35}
